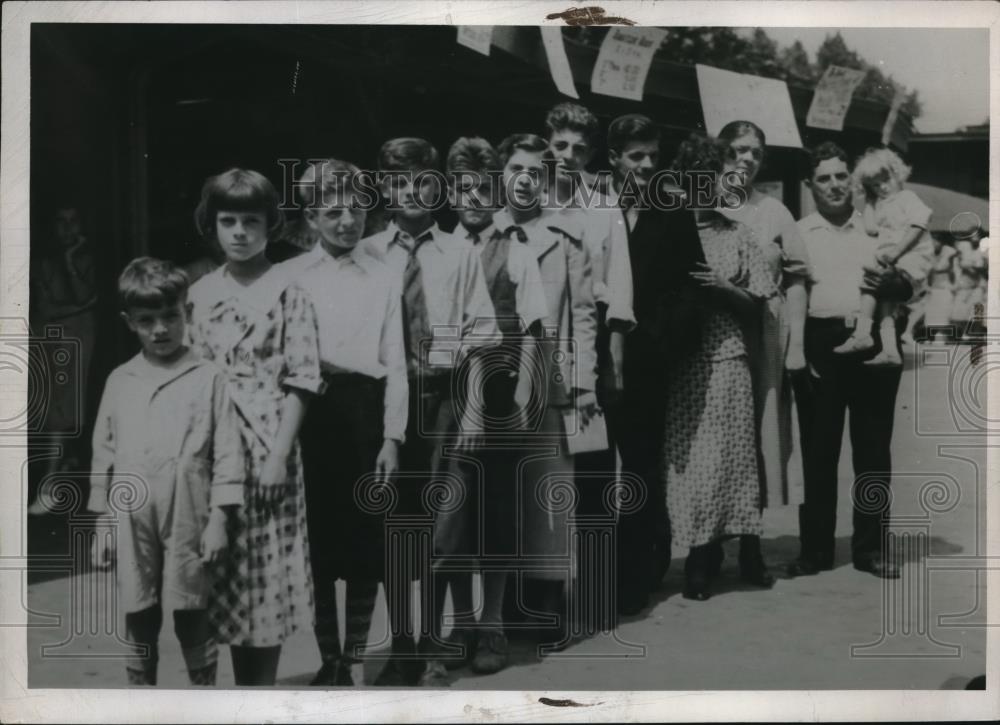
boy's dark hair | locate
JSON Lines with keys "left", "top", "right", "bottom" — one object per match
{"left": 607, "top": 114, "right": 660, "bottom": 154}
{"left": 545, "top": 102, "right": 601, "bottom": 146}
{"left": 118, "top": 257, "right": 189, "bottom": 310}
{"left": 378, "top": 137, "right": 440, "bottom": 172}
{"left": 446, "top": 137, "right": 500, "bottom": 175}
{"left": 297, "top": 158, "right": 365, "bottom": 208}
{"left": 193, "top": 168, "right": 284, "bottom": 242}
{"left": 806, "top": 141, "right": 851, "bottom": 177}
{"left": 497, "top": 133, "right": 548, "bottom": 166}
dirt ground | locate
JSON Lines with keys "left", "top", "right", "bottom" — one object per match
{"left": 22, "top": 344, "right": 989, "bottom": 690}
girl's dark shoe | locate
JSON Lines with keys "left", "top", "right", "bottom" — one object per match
{"left": 683, "top": 544, "right": 714, "bottom": 601}
{"left": 739, "top": 535, "right": 775, "bottom": 588}
{"left": 708, "top": 540, "right": 724, "bottom": 577}
{"left": 682, "top": 579, "right": 711, "bottom": 601}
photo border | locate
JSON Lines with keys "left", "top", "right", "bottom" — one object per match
{"left": 2, "top": 1, "right": 997, "bottom": 721}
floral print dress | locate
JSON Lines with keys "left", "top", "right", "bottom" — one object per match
{"left": 664, "top": 215, "right": 779, "bottom": 550}
{"left": 187, "top": 264, "right": 325, "bottom": 647}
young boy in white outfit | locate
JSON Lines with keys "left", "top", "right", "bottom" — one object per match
{"left": 88, "top": 257, "right": 244, "bottom": 686}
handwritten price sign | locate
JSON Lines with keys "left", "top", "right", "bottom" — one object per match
{"left": 806, "top": 65, "right": 866, "bottom": 131}
{"left": 591, "top": 27, "right": 667, "bottom": 101}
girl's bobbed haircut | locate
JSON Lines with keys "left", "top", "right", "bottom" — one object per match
{"left": 193, "top": 168, "right": 285, "bottom": 242}
{"left": 118, "top": 256, "right": 190, "bottom": 311}
{"left": 852, "top": 146, "right": 911, "bottom": 187}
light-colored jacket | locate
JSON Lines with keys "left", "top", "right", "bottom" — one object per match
{"left": 492, "top": 208, "right": 598, "bottom": 399}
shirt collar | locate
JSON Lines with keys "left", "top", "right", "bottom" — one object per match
{"left": 121, "top": 347, "right": 204, "bottom": 387}
{"left": 191, "top": 263, "right": 293, "bottom": 314}
{"left": 802, "top": 209, "right": 864, "bottom": 233}
{"left": 491, "top": 207, "right": 583, "bottom": 246}
{"left": 462, "top": 223, "right": 496, "bottom": 246}
{"left": 386, "top": 220, "right": 444, "bottom": 253}
{"left": 304, "top": 241, "right": 370, "bottom": 272}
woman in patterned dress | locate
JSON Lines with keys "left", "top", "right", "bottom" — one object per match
{"left": 667, "top": 134, "right": 780, "bottom": 601}
{"left": 717, "top": 121, "right": 812, "bottom": 570}
{"left": 187, "top": 168, "right": 325, "bottom": 685}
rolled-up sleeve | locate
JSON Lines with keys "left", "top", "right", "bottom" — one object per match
{"left": 280, "top": 284, "right": 327, "bottom": 396}
{"left": 379, "top": 277, "right": 409, "bottom": 443}
{"left": 209, "top": 372, "right": 245, "bottom": 508}
{"left": 775, "top": 204, "right": 812, "bottom": 284}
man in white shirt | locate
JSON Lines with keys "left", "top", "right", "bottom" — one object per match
{"left": 790, "top": 142, "right": 923, "bottom": 580}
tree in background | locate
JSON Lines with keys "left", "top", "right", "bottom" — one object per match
{"left": 780, "top": 40, "right": 816, "bottom": 84}
{"left": 814, "top": 31, "right": 922, "bottom": 119}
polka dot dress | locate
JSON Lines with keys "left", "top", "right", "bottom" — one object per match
{"left": 664, "top": 215, "right": 779, "bottom": 550}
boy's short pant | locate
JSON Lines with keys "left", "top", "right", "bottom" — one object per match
{"left": 301, "top": 373, "right": 386, "bottom": 583}
{"left": 116, "top": 462, "right": 212, "bottom": 614}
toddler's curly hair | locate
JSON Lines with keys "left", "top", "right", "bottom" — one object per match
{"left": 852, "top": 147, "right": 911, "bottom": 197}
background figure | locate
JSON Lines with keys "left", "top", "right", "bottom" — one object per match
{"left": 29, "top": 204, "right": 100, "bottom": 515}
{"left": 949, "top": 226, "right": 988, "bottom": 341}
{"left": 905, "top": 237, "right": 955, "bottom": 344}
{"left": 717, "top": 120, "right": 812, "bottom": 572}
{"left": 666, "top": 133, "right": 779, "bottom": 602}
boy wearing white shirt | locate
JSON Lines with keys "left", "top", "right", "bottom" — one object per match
{"left": 293, "top": 159, "right": 407, "bottom": 686}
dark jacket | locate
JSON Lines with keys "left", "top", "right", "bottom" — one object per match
{"left": 624, "top": 204, "right": 706, "bottom": 381}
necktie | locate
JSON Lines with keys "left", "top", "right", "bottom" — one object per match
{"left": 400, "top": 231, "right": 433, "bottom": 375}
{"left": 500, "top": 225, "right": 528, "bottom": 243}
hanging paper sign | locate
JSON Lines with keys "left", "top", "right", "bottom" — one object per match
{"left": 881, "top": 81, "right": 905, "bottom": 145}
{"left": 696, "top": 63, "right": 803, "bottom": 148}
{"left": 457, "top": 26, "right": 493, "bottom": 56}
{"left": 541, "top": 26, "right": 580, "bottom": 99}
{"left": 806, "top": 65, "right": 867, "bottom": 131}
{"left": 591, "top": 27, "right": 667, "bottom": 102}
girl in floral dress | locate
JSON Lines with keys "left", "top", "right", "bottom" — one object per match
{"left": 667, "top": 134, "right": 780, "bottom": 601}
{"left": 187, "top": 168, "right": 325, "bottom": 685}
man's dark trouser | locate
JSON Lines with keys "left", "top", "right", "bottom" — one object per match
{"left": 793, "top": 317, "right": 903, "bottom": 566}
{"left": 613, "top": 331, "right": 670, "bottom": 605}
{"left": 573, "top": 303, "right": 621, "bottom": 629}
